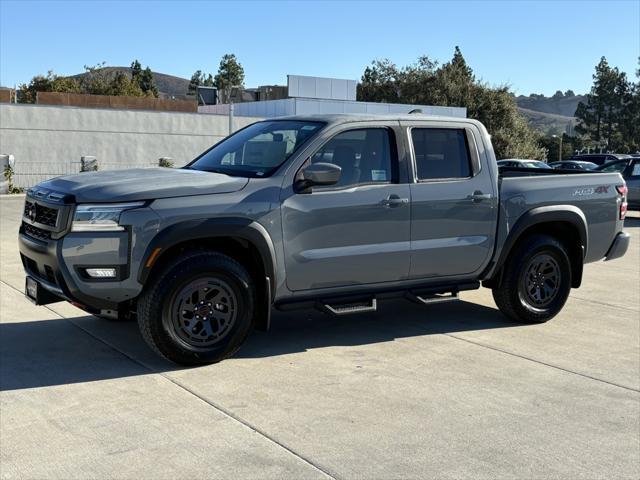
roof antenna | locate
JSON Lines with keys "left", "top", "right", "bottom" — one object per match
{"left": 408, "top": 108, "right": 423, "bottom": 114}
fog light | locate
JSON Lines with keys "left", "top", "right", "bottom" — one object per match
{"left": 85, "top": 268, "right": 117, "bottom": 279}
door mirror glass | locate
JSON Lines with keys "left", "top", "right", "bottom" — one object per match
{"left": 301, "top": 162, "right": 342, "bottom": 187}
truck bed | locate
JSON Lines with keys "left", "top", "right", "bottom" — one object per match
{"left": 496, "top": 170, "right": 625, "bottom": 264}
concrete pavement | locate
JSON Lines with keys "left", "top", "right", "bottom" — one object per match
{"left": 1, "top": 195, "right": 638, "bottom": 479}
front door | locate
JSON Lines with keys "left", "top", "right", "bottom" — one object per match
{"left": 402, "top": 122, "right": 498, "bottom": 279}
{"left": 282, "top": 126, "right": 411, "bottom": 291}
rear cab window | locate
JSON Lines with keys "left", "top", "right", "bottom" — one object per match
{"left": 410, "top": 128, "right": 473, "bottom": 180}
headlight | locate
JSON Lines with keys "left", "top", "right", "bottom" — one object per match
{"left": 71, "top": 202, "right": 144, "bottom": 232}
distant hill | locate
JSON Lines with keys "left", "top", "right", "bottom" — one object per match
{"left": 72, "top": 67, "right": 191, "bottom": 98}
{"left": 516, "top": 92, "right": 586, "bottom": 117}
{"left": 515, "top": 92, "right": 585, "bottom": 135}
{"left": 517, "top": 107, "right": 576, "bottom": 136}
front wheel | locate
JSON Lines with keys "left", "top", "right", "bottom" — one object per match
{"left": 137, "top": 251, "right": 256, "bottom": 365}
{"left": 492, "top": 234, "right": 572, "bottom": 323}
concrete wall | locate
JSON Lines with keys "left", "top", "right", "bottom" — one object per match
{"left": 0, "top": 104, "right": 262, "bottom": 188}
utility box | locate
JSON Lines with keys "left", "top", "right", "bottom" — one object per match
{"left": 196, "top": 86, "right": 218, "bottom": 106}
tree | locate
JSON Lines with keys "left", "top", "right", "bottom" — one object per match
{"left": 75, "top": 62, "right": 151, "bottom": 97}
{"left": 131, "top": 60, "right": 158, "bottom": 97}
{"left": 575, "top": 57, "right": 638, "bottom": 152}
{"left": 18, "top": 61, "right": 159, "bottom": 103}
{"left": 617, "top": 58, "right": 640, "bottom": 152}
{"left": 139, "top": 67, "right": 158, "bottom": 97}
{"left": 357, "top": 47, "right": 545, "bottom": 159}
{"left": 188, "top": 69, "right": 214, "bottom": 95}
{"left": 214, "top": 53, "right": 244, "bottom": 91}
{"left": 17, "top": 71, "right": 81, "bottom": 103}
{"left": 130, "top": 60, "right": 142, "bottom": 80}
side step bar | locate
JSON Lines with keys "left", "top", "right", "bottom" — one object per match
{"left": 410, "top": 291, "right": 459, "bottom": 305}
{"left": 320, "top": 298, "right": 377, "bottom": 316}
{"left": 274, "top": 281, "right": 479, "bottom": 313}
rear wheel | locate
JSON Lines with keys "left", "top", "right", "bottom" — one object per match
{"left": 137, "top": 251, "right": 256, "bottom": 365}
{"left": 492, "top": 234, "right": 572, "bottom": 323}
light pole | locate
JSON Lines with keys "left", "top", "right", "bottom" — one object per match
{"left": 552, "top": 134, "right": 563, "bottom": 162}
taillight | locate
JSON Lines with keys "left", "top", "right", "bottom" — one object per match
{"left": 616, "top": 184, "right": 628, "bottom": 197}
{"left": 616, "top": 184, "right": 628, "bottom": 220}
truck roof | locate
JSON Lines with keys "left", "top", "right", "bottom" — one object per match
{"left": 271, "top": 113, "right": 482, "bottom": 128}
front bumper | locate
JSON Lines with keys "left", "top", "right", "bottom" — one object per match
{"left": 18, "top": 192, "right": 160, "bottom": 310}
{"left": 19, "top": 231, "right": 129, "bottom": 310}
{"left": 604, "top": 232, "right": 630, "bottom": 261}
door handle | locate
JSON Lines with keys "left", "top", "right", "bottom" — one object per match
{"left": 382, "top": 194, "right": 409, "bottom": 207}
{"left": 467, "top": 191, "right": 492, "bottom": 203}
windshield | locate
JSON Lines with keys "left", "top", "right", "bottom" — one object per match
{"left": 188, "top": 120, "right": 325, "bottom": 177}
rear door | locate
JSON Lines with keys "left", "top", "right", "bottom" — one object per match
{"left": 401, "top": 121, "right": 498, "bottom": 279}
{"left": 281, "top": 123, "right": 411, "bottom": 291}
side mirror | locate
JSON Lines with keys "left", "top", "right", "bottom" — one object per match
{"left": 300, "top": 162, "right": 341, "bottom": 188}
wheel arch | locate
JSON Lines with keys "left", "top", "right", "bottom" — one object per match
{"left": 137, "top": 218, "right": 276, "bottom": 329}
{"left": 484, "top": 205, "right": 588, "bottom": 289}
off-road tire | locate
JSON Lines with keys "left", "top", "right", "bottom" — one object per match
{"left": 137, "top": 251, "right": 256, "bottom": 365}
{"left": 492, "top": 234, "right": 572, "bottom": 323}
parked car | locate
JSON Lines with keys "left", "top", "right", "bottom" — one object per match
{"left": 18, "top": 114, "right": 630, "bottom": 365}
{"left": 549, "top": 160, "right": 598, "bottom": 171}
{"left": 569, "top": 153, "right": 632, "bottom": 166}
{"left": 497, "top": 159, "right": 551, "bottom": 169}
{"left": 596, "top": 158, "right": 640, "bottom": 210}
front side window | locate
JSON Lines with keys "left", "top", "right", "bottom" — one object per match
{"left": 311, "top": 128, "right": 395, "bottom": 189}
{"left": 411, "top": 128, "right": 472, "bottom": 180}
{"left": 189, "top": 120, "right": 324, "bottom": 177}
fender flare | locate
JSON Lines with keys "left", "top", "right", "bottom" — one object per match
{"left": 137, "top": 217, "right": 277, "bottom": 301}
{"left": 486, "top": 205, "right": 588, "bottom": 287}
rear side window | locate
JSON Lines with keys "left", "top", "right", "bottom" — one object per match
{"left": 411, "top": 128, "right": 471, "bottom": 180}
{"left": 312, "top": 128, "right": 395, "bottom": 189}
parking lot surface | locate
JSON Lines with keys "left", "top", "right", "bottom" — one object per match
{"left": 1, "top": 194, "right": 639, "bottom": 479}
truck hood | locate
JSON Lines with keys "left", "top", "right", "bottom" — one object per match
{"left": 37, "top": 168, "right": 249, "bottom": 203}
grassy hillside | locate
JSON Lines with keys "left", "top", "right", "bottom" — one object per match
{"left": 516, "top": 93, "right": 585, "bottom": 117}
{"left": 517, "top": 107, "right": 576, "bottom": 135}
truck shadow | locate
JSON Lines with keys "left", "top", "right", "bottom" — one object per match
{"left": 239, "top": 299, "right": 515, "bottom": 359}
{"left": 0, "top": 300, "right": 516, "bottom": 391}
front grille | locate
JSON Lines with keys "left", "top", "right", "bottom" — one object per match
{"left": 24, "top": 201, "right": 59, "bottom": 227}
{"left": 22, "top": 222, "right": 51, "bottom": 241}
{"left": 36, "top": 204, "right": 58, "bottom": 226}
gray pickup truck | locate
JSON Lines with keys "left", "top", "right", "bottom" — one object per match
{"left": 19, "top": 114, "right": 630, "bottom": 365}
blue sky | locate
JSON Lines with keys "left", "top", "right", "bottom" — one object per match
{"left": 1, "top": 0, "right": 638, "bottom": 96}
